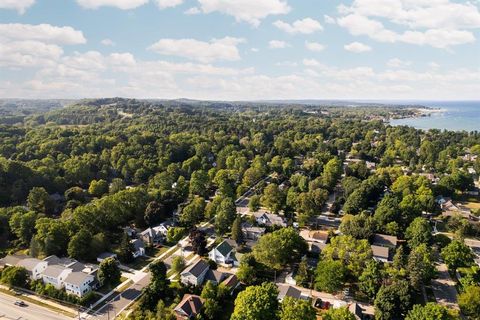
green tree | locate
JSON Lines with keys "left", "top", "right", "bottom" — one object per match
{"left": 215, "top": 198, "right": 236, "bottom": 235}
{"left": 231, "top": 282, "right": 279, "bottom": 320}
{"left": 441, "top": 239, "right": 474, "bottom": 271}
{"left": 9, "top": 209, "right": 36, "bottom": 245}
{"left": 88, "top": 179, "right": 109, "bottom": 197}
{"left": 295, "top": 256, "right": 310, "bottom": 287}
{"left": 231, "top": 216, "right": 244, "bottom": 245}
{"left": 261, "top": 183, "right": 285, "bottom": 213}
{"left": 180, "top": 197, "right": 205, "bottom": 228}
{"left": 359, "top": 260, "right": 384, "bottom": 302}
{"left": 27, "top": 186, "right": 52, "bottom": 214}
{"left": 109, "top": 178, "right": 126, "bottom": 194}
{"left": 323, "top": 307, "right": 356, "bottom": 320}
{"left": 279, "top": 296, "right": 316, "bottom": 320}
{"left": 118, "top": 232, "right": 134, "bottom": 263}
{"left": 253, "top": 227, "right": 307, "bottom": 269}
{"left": 201, "top": 281, "right": 221, "bottom": 319}
{"left": 407, "top": 244, "right": 435, "bottom": 288}
{"left": 0, "top": 266, "right": 29, "bottom": 288}
{"left": 405, "top": 217, "right": 432, "bottom": 249}
{"left": 68, "top": 228, "right": 93, "bottom": 261}
{"left": 189, "top": 229, "right": 207, "bottom": 255}
{"left": 405, "top": 303, "right": 458, "bottom": 320}
{"left": 237, "top": 253, "right": 267, "bottom": 286}
{"left": 458, "top": 285, "right": 480, "bottom": 319}
{"left": 340, "top": 212, "right": 376, "bottom": 240}
{"left": 171, "top": 256, "right": 185, "bottom": 274}
{"left": 315, "top": 259, "right": 346, "bottom": 293}
{"left": 248, "top": 195, "right": 261, "bottom": 212}
{"left": 189, "top": 170, "right": 209, "bottom": 197}
{"left": 321, "top": 235, "right": 372, "bottom": 278}
{"left": 98, "top": 257, "right": 121, "bottom": 287}
{"left": 374, "top": 280, "right": 412, "bottom": 320}
{"left": 143, "top": 200, "right": 166, "bottom": 227}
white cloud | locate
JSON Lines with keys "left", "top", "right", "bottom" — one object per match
{"left": 336, "top": 0, "right": 480, "bottom": 48}
{"left": 76, "top": 0, "right": 148, "bottom": 10}
{"left": 0, "top": 23, "right": 86, "bottom": 45}
{"left": 184, "top": 7, "right": 200, "bottom": 14}
{"left": 324, "top": 14, "right": 336, "bottom": 24}
{"left": 305, "top": 41, "right": 325, "bottom": 52}
{"left": 275, "top": 61, "right": 298, "bottom": 67}
{"left": 273, "top": 18, "right": 323, "bottom": 34}
{"left": 428, "top": 61, "right": 440, "bottom": 69}
{"left": 344, "top": 41, "right": 372, "bottom": 53}
{"left": 268, "top": 40, "right": 289, "bottom": 49}
{"left": 250, "top": 48, "right": 259, "bottom": 52}
{"left": 0, "top": 0, "right": 35, "bottom": 14}
{"left": 0, "top": 40, "right": 63, "bottom": 67}
{"left": 197, "top": 0, "right": 290, "bottom": 26}
{"left": 156, "top": 0, "right": 183, "bottom": 9}
{"left": 302, "top": 58, "right": 321, "bottom": 67}
{"left": 148, "top": 37, "right": 245, "bottom": 63}
{"left": 387, "top": 58, "right": 411, "bottom": 68}
{"left": 101, "top": 38, "right": 115, "bottom": 46}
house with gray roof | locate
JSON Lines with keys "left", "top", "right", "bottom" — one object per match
{"left": 17, "top": 258, "right": 48, "bottom": 280}
{"left": 241, "top": 222, "right": 265, "bottom": 240}
{"left": 41, "top": 265, "right": 73, "bottom": 289}
{"left": 0, "top": 254, "right": 27, "bottom": 268}
{"left": 254, "top": 211, "right": 287, "bottom": 227}
{"left": 372, "top": 234, "right": 398, "bottom": 248}
{"left": 277, "top": 284, "right": 309, "bottom": 302}
{"left": 181, "top": 259, "right": 209, "bottom": 286}
{"left": 64, "top": 272, "right": 95, "bottom": 297}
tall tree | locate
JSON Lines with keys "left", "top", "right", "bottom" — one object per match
{"left": 118, "top": 232, "right": 134, "bottom": 263}
{"left": 215, "top": 197, "right": 237, "bottom": 235}
{"left": 189, "top": 228, "right": 207, "bottom": 256}
{"left": 359, "top": 260, "right": 384, "bottom": 302}
{"left": 441, "top": 239, "right": 474, "bottom": 271}
{"left": 231, "top": 215, "right": 244, "bottom": 245}
{"left": 27, "top": 187, "right": 52, "bottom": 214}
{"left": 405, "top": 217, "right": 432, "bottom": 249}
{"left": 98, "top": 257, "right": 121, "bottom": 287}
{"left": 374, "top": 280, "right": 412, "bottom": 320}
{"left": 315, "top": 259, "right": 346, "bottom": 293}
{"left": 231, "top": 282, "right": 279, "bottom": 320}
{"left": 68, "top": 228, "right": 93, "bottom": 261}
{"left": 323, "top": 307, "right": 356, "bottom": 320}
{"left": 279, "top": 296, "right": 316, "bottom": 320}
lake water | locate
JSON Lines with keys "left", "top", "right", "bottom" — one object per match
{"left": 389, "top": 101, "right": 480, "bottom": 132}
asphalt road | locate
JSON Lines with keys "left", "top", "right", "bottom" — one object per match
{"left": 0, "top": 292, "right": 71, "bottom": 320}
{"left": 91, "top": 274, "right": 151, "bottom": 320}
{"left": 431, "top": 263, "right": 459, "bottom": 310}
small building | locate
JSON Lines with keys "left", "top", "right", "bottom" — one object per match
{"left": 97, "top": 252, "right": 118, "bottom": 263}
{"left": 41, "top": 265, "right": 73, "bottom": 289}
{"left": 254, "top": 212, "right": 287, "bottom": 227}
{"left": 181, "top": 259, "right": 209, "bottom": 287}
{"left": 204, "top": 269, "right": 226, "bottom": 285}
{"left": 300, "top": 229, "right": 329, "bottom": 253}
{"left": 174, "top": 294, "right": 204, "bottom": 319}
{"left": 16, "top": 258, "right": 48, "bottom": 280}
{"left": 221, "top": 274, "right": 240, "bottom": 293}
{"left": 131, "top": 239, "right": 146, "bottom": 258}
{"left": 139, "top": 222, "right": 173, "bottom": 245}
{"left": 372, "top": 234, "right": 398, "bottom": 248}
{"left": 241, "top": 222, "right": 265, "bottom": 240}
{"left": 0, "top": 254, "right": 28, "bottom": 269}
{"left": 64, "top": 272, "right": 95, "bottom": 297}
{"left": 208, "top": 240, "right": 239, "bottom": 267}
{"left": 372, "top": 245, "right": 390, "bottom": 263}
{"left": 277, "top": 284, "right": 309, "bottom": 302}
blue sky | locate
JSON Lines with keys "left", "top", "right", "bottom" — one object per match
{"left": 0, "top": 0, "right": 479, "bottom": 100}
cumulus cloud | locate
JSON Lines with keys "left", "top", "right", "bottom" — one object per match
{"left": 273, "top": 18, "right": 323, "bottom": 34}
{"left": 0, "top": 23, "right": 86, "bottom": 44}
{"left": 344, "top": 41, "right": 372, "bottom": 53}
{"left": 76, "top": 0, "right": 148, "bottom": 10}
{"left": 268, "top": 40, "right": 289, "bottom": 49}
{"left": 0, "top": 40, "right": 63, "bottom": 67}
{"left": 305, "top": 41, "right": 325, "bottom": 52}
{"left": 101, "top": 38, "right": 115, "bottom": 46}
{"left": 387, "top": 58, "right": 411, "bottom": 68}
{"left": 196, "top": 0, "right": 290, "bottom": 26}
{"left": 184, "top": 7, "right": 200, "bottom": 14}
{"left": 324, "top": 15, "right": 336, "bottom": 24}
{"left": 0, "top": 0, "right": 35, "bottom": 14}
{"left": 156, "top": 0, "right": 183, "bottom": 9}
{"left": 148, "top": 37, "right": 245, "bottom": 63}
{"left": 336, "top": 0, "right": 480, "bottom": 48}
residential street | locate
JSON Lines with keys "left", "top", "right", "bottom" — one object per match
{"left": 431, "top": 263, "right": 459, "bottom": 310}
{"left": 0, "top": 292, "right": 71, "bottom": 320}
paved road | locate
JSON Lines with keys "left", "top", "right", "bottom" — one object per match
{"left": 0, "top": 292, "right": 71, "bottom": 320}
{"left": 431, "top": 263, "right": 459, "bottom": 310}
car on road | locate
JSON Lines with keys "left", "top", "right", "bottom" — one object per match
{"left": 14, "top": 300, "right": 27, "bottom": 307}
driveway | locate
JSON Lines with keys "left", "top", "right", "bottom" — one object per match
{"left": 431, "top": 263, "right": 459, "bottom": 310}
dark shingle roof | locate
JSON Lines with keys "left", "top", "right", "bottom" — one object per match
{"left": 215, "top": 240, "right": 234, "bottom": 257}
{"left": 182, "top": 259, "right": 209, "bottom": 278}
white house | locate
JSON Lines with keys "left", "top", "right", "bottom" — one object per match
{"left": 208, "top": 240, "right": 239, "bottom": 267}
{"left": 64, "top": 272, "right": 95, "bottom": 297}
{"left": 180, "top": 259, "right": 209, "bottom": 287}
{"left": 16, "top": 258, "right": 48, "bottom": 280}
{"left": 253, "top": 212, "right": 287, "bottom": 227}
{"left": 131, "top": 239, "right": 146, "bottom": 258}
{"left": 41, "top": 265, "right": 73, "bottom": 289}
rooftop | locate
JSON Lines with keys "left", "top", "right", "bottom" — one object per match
{"left": 64, "top": 272, "right": 94, "bottom": 286}
{"left": 182, "top": 259, "right": 209, "bottom": 278}
{"left": 174, "top": 294, "right": 204, "bottom": 318}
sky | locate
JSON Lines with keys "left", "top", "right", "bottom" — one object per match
{"left": 0, "top": 0, "right": 479, "bottom": 100}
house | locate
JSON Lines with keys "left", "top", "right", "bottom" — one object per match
{"left": 16, "top": 258, "right": 48, "bottom": 280}
{"left": 131, "top": 239, "right": 146, "bottom": 258}
{"left": 64, "top": 272, "right": 95, "bottom": 297}
{"left": 348, "top": 303, "right": 364, "bottom": 320}
{"left": 372, "top": 245, "right": 390, "bottom": 263}
{"left": 124, "top": 226, "right": 136, "bottom": 237}
{"left": 174, "top": 294, "right": 204, "bottom": 319}
{"left": 300, "top": 230, "right": 329, "bottom": 253}
{"left": 181, "top": 259, "right": 209, "bottom": 286}
{"left": 208, "top": 240, "right": 239, "bottom": 267}
{"left": 221, "top": 274, "right": 240, "bottom": 293}
{"left": 254, "top": 212, "right": 287, "bottom": 227}
{"left": 97, "top": 252, "right": 118, "bottom": 263}
{"left": 441, "top": 200, "right": 477, "bottom": 221}
{"left": 204, "top": 269, "right": 226, "bottom": 285}
{"left": 139, "top": 221, "right": 173, "bottom": 245}
{"left": 372, "top": 234, "right": 398, "bottom": 248}
{"left": 241, "top": 222, "right": 265, "bottom": 240}
{"left": 0, "top": 254, "right": 28, "bottom": 269}
{"left": 277, "top": 284, "right": 309, "bottom": 302}
{"left": 41, "top": 265, "right": 73, "bottom": 289}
